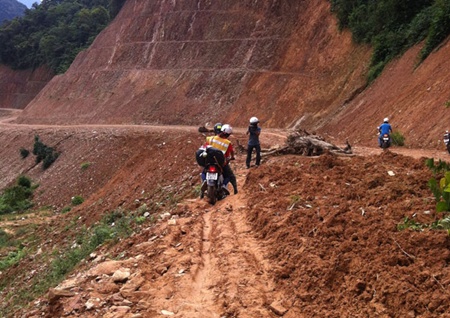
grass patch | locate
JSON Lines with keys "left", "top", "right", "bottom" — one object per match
{"left": 80, "top": 162, "right": 91, "bottom": 170}
{"left": 0, "top": 208, "right": 134, "bottom": 316}
{"left": 0, "top": 247, "right": 27, "bottom": 271}
{"left": 0, "top": 176, "right": 35, "bottom": 215}
{"left": 398, "top": 216, "right": 450, "bottom": 235}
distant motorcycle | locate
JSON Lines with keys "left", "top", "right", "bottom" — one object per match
{"left": 380, "top": 133, "right": 391, "bottom": 149}
{"left": 444, "top": 132, "right": 450, "bottom": 154}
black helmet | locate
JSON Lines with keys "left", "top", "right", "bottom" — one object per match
{"left": 213, "top": 122, "right": 223, "bottom": 134}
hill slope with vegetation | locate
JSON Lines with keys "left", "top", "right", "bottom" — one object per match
{"left": 0, "top": 0, "right": 126, "bottom": 73}
{"left": 331, "top": 0, "right": 450, "bottom": 82}
{"left": 7, "top": 0, "right": 450, "bottom": 149}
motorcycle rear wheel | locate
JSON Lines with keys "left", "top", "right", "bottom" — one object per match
{"left": 207, "top": 185, "right": 217, "bottom": 205}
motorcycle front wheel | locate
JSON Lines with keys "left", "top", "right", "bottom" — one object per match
{"left": 207, "top": 185, "right": 217, "bottom": 205}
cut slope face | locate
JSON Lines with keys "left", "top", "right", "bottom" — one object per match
{"left": 16, "top": 0, "right": 370, "bottom": 128}
{"left": 321, "top": 41, "right": 450, "bottom": 149}
{"left": 0, "top": 65, "right": 54, "bottom": 109}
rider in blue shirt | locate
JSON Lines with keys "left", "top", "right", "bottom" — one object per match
{"left": 246, "top": 117, "right": 261, "bottom": 168}
{"left": 378, "top": 117, "right": 392, "bottom": 147}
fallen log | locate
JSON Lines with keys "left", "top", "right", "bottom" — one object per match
{"left": 262, "top": 129, "right": 353, "bottom": 157}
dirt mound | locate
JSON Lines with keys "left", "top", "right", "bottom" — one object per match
{"left": 245, "top": 152, "right": 450, "bottom": 316}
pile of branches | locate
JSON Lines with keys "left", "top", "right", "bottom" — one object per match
{"left": 197, "top": 126, "right": 352, "bottom": 157}
{"left": 263, "top": 129, "right": 352, "bottom": 157}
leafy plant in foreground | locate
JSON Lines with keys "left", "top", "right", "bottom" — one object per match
{"left": 426, "top": 158, "right": 450, "bottom": 212}
{"left": 398, "top": 159, "right": 450, "bottom": 235}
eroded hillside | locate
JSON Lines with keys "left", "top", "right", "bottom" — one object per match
{"left": 0, "top": 65, "right": 53, "bottom": 109}
{"left": 1, "top": 0, "right": 449, "bottom": 149}
{"left": 15, "top": 0, "right": 370, "bottom": 131}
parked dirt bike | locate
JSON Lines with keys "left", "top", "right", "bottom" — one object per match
{"left": 444, "top": 134, "right": 450, "bottom": 154}
{"left": 204, "top": 163, "right": 228, "bottom": 205}
{"left": 380, "top": 133, "right": 391, "bottom": 149}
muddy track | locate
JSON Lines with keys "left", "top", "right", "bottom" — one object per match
{"left": 141, "top": 165, "right": 280, "bottom": 317}
{"left": 2, "top": 109, "right": 450, "bottom": 317}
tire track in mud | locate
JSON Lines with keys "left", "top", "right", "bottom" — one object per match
{"left": 207, "top": 197, "right": 278, "bottom": 318}
{"left": 175, "top": 210, "right": 223, "bottom": 317}
{"left": 157, "top": 165, "right": 280, "bottom": 317}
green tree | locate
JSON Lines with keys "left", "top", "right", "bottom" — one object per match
{"left": 0, "top": 0, "right": 117, "bottom": 74}
{"left": 330, "top": 0, "right": 449, "bottom": 81}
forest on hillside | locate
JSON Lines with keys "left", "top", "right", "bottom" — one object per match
{"left": 331, "top": 0, "right": 450, "bottom": 81}
{"left": 0, "top": 0, "right": 125, "bottom": 73}
{"left": 0, "top": 0, "right": 449, "bottom": 78}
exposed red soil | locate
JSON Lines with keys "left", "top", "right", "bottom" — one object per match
{"left": 1, "top": 0, "right": 450, "bottom": 316}
{"left": 322, "top": 39, "right": 450, "bottom": 149}
{"left": 1, "top": 109, "right": 450, "bottom": 317}
{"left": 0, "top": 65, "right": 53, "bottom": 109}
{"left": 13, "top": 0, "right": 371, "bottom": 135}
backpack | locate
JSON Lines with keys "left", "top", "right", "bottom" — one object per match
{"left": 195, "top": 146, "right": 225, "bottom": 167}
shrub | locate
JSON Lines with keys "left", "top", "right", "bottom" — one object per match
{"left": 19, "top": 148, "right": 30, "bottom": 159}
{"left": 397, "top": 159, "right": 450, "bottom": 235}
{"left": 391, "top": 131, "right": 405, "bottom": 146}
{"left": 0, "top": 176, "right": 34, "bottom": 215}
{"left": 17, "top": 175, "right": 32, "bottom": 188}
{"left": 71, "top": 196, "right": 84, "bottom": 206}
{"left": 426, "top": 159, "right": 450, "bottom": 212}
{"left": 32, "top": 135, "right": 60, "bottom": 170}
{"left": 80, "top": 162, "right": 91, "bottom": 170}
{"left": 61, "top": 206, "right": 71, "bottom": 214}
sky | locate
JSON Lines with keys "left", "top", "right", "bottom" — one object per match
{"left": 17, "top": 0, "right": 40, "bottom": 8}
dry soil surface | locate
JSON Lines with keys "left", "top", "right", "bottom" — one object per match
{"left": 1, "top": 109, "right": 450, "bottom": 318}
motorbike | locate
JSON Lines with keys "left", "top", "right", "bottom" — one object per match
{"left": 204, "top": 163, "right": 228, "bottom": 205}
{"left": 444, "top": 134, "right": 450, "bottom": 154}
{"left": 380, "top": 133, "right": 391, "bottom": 149}
{"left": 196, "top": 146, "right": 228, "bottom": 205}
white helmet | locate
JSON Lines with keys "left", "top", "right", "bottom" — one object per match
{"left": 250, "top": 117, "right": 259, "bottom": 124}
{"left": 383, "top": 117, "right": 389, "bottom": 123}
{"left": 221, "top": 124, "right": 232, "bottom": 135}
